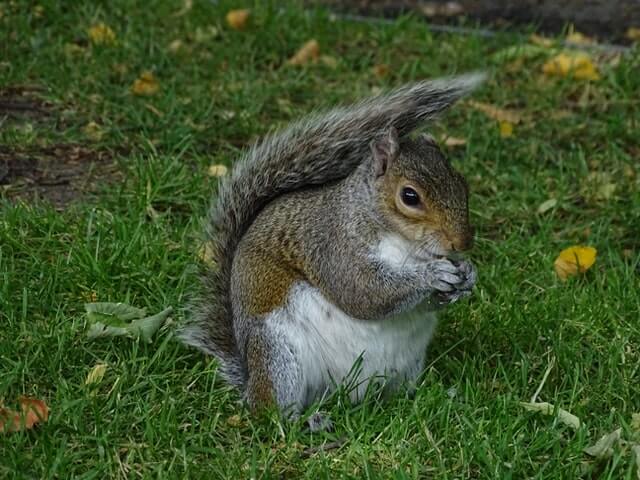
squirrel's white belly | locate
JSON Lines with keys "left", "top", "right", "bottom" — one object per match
{"left": 265, "top": 282, "right": 437, "bottom": 407}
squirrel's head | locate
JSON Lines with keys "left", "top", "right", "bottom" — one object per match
{"left": 370, "top": 127, "right": 473, "bottom": 257}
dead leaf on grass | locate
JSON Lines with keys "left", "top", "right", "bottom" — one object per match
{"left": 554, "top": 246, "right": 597, "bottom": 280}
{"left": 467, "top": 100, "right": 523, "bottom": 124}
{"left": 0, "top": 397, "right": 49, "bottom": 434}
{"left": 372, "top": 64, "right": 390, "bottom": 78}
{"left": 88, "top": 23, "right": 116, "bottom": 45}
{"left": 85, "top": 303, "right": 172, "bottom": 343}
{"left": 207, "top": 164, "right": 228, "bottom": 177}
{"left": 530, "top": 33, "right": 554, "bottom": 47}
{"left": 537, "top": 198, "right": 557, "bottom": 214}
{"left": 131, "top": 71, "right": 160, "bottom": 96}
{"left": 519, "top": 401, "right": 581, "bottom": 429}
{"left": 626, "top": 27, "right": 640, "bottom": 42}
{"left": 499, "top": 121, "right": 514, "bottom": 138}
{"left": 441, "top": 135, "right": 467, "bottom": 148}
{"left": 542, "top": 53, "right": 600, "bottom": 81}
{"left": 226, "top": 9, "right": 250, "bottom": 30}
{"left": 584, "top": 428, "right": 622, "bottom": 459}
{"left": 83, "top": 121, "right": 103, "bottom": 141}
{"left": 287, "top": 40, "right": 320, "bottom": 66}
{"left": 85, "top": 363, "right": 108, "bottom": 385}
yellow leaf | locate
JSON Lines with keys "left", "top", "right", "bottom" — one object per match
{"left": 566, "top": 30, "right": 595, "bottom": 46}
{"left": 207, "top": 164, "right": 228, "bottom": 177}
{"left": 130, "top": 71, "right": 159, "bottom": 96}
{"left": 542, "top": 53, "right": 600, "bottom": 81}
{"left": 226, "top": 9, "right": 250, "bottom": 30}
{"left": 88, "top": 23, "right": 116, "bottom": 45}
{"left": 499, "top": 121, "right": 514, "bottom": 138}
{"left": 554, "top": 245, "right": 597, "bottom": 280}
{"left": 83, "top": 121, "right": 103, "bottom": 141}
{"left": 441, "top": 135, "right": 466, "bottom": 148}
{"left": 287, "top": 39, "right": 320, "bottom": 66}
{"left": 85, "top": 363, "right": 107, "bottom": 385}
{"left": 530, "top": 33, "right": 554, "bottom": 47}
{"left": 626, "top": 27, "right": 640, "bottom": 41}
{"left": 467, "top": 100, "right": 522, "bottom": 124}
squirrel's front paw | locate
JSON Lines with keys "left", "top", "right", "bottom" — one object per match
{"left": 430, "top": 259, "right": 476, "bottom": 305}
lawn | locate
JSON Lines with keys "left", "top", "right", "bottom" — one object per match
{"left": 1, "top": 1, "right": 640, "bottom": 478}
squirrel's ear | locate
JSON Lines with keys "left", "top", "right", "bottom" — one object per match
{"left": 371, "top": 127, "right": 399, "bottom": 177}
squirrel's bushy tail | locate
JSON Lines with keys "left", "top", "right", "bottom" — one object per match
{"left": 179, "top": 73, "right": 485, "bottom": 389}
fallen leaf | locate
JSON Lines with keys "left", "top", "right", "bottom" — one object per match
{"left": 542, "top": 53, "right": 600, "bottom": 81}
{"left": 227, "top": 414, "right": 243, "bottom": 427}
{"left": 85, "top": 303, "right": 172, "bottom": 343}
{"left": 632, "top": 413, "right": 640, "bottom": 432}
{"left": 168, "top": 39, "right": 183, "bottom": 53}
{"left": 85, "top": 363, "right": 107, "bottom": 385}
{"left": 626, "top": 27, "right": 640, "bottom": 42}
{"left": 83, "top": 121, "right": 103, "bottom": 141}
{"left": 287, "top": 39, "right": 320, "bottom": 66}
{"left": 499, "top": 121, "right": 514, "bottom": 138}
{"left": 319, "top": 55, "right": 338, "bottom": 69}
{"left": 537, "top": 198, "right": 557, "bottom": 214}
{"left": 584, "top": 428, "right": 622, "bottom": 459}
{"left": 530, "top": 33, "right": 554, "bottom": 47}
{"left": 88, "top": 23, "right": 116, "bottom": 45}
{"left": 130, "top": 71, "right": 160, "bottom": 96}
{"left": 0, "top": 397, "right": 49, "bottom": 433}
{"left": 194, "top": 25, "right": 220, "bottom": 43}
{"left": 441, "top": 135, "right": 467, "bottom": 148}
{"left": 198, "top": 243, "right": 216, "bottom": 265}
{"left": 566, "top": 30, "right": 595, "bottom": 46}
{"left": 554, "top": 245, "right": 597, "bottom": 280}
{"left": 372, "top": 64, "right": 390, "bottom": 78}
{"left": 173, "top": 0, "right": 192, "bottom": 17}
{"left": 207, "top": 164, "right": 228, "bottom": 177}
{"left": 467, "top": 100, "right": 522, "bottom": 124}
{"left": 519, "top": 401, "right": 581, "bottom": 429}
{"left": 226, "top": 9, "right": 250, "bottom": 30}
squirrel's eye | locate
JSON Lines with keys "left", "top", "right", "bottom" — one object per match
{"left": 401, "top": 187, "right": 420, "bottom": 207}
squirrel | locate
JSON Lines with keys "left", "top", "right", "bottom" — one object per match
{"left": 180, "top": 73, "right": 484, "bottom": 428}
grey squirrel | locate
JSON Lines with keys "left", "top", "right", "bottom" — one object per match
{"left": 180, "top": 73, "right": 484, "bottom": 427}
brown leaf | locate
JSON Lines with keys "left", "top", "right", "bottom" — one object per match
{"left": 626, "top": 27, "right": 640, "bottom": 41}
{"left": 0, "top": 397, "right": 49, "bottom": 433}
{"left": 372, "top": 64, "right": 390, "bottom": 79}
{"left": 226, "top": 9, "right": 250, "bottom": 31}
{"left": 88, "top": 23, "right": 116, "bottom": 45}
{"left": 467, "top": 100, "right": 523, "bottom": 124}
{"left": 130, "top": 71, "right": 160, "bottom": 96}
{"left": 287, "top": 40, "right": 320, "bottom": 66}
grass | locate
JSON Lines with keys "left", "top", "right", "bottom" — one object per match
{"left": 1, "top": 0, "right": 640, "bottom": 478}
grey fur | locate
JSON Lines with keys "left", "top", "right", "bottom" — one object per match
{"left": 179, "top": 73, "right": 485, "bottom": 390}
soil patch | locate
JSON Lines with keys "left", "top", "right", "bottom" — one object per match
{"left": 0, "top": 144, "right": 121, "bottom": 209}
{"left": 0, "top": 85, "right": 54, "bottom": 124}
{"left": 317, "top": 0, "right": 639, "bottom": 44}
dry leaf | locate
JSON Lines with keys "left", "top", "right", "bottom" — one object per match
{"left": 207, "top": 164, "right": 228, "bottom": 177}
{"left": 537, "top": 198, "right": 557, "bottom": 214}
{"left": 499, "top": 121, "right": 514, "bottom": 138}
{"left": 83, "top": 121, "right": 103, "bottom": 141}
{"left": 566, "top": 30, "right": 595, "bottom": 46}
{"left": 584, "top": 429, "right": 622, "bottom": 459}
{"left": 626, "top": 27, "right": 640, "bottom": 41}
{"left": 131, "top": 71, "right": 160, "bottom": 96}
{"left": 287, "top": 39, "right": 320, "bottom": 66}
{"left": 554, "top": 245, "right": 597, "bottom": 280}
{"left": 88, "top": 23, "right": 116, "bottom": 45}
{"left": 85, "top": 363, "right": 108, "bottom": 385}
{"left": 226, "top": 9, "right": 250, "bottom": 30}
{"left": 372, "top": 64, "right": 390, "bottom": 78}
{"left": 168, "top": 39, "right": 183, "bottom": 53}
{"left": 320, "top": 55, "right": 338, "bottom": 69}
{"left": 198, "top": 243, "right": 215, "bottom": 265}
{"left": 441, "top": 135, "right": 467, "bottom": 148}
{"left": 530, "top": 33, "right": 554, "bottom": 47}
{"left": 0, "top": 397, "right": 49, "bottom": 433}
{"left": 467, "top": 100, "right": 522, "bottom": 124}
{"left": 632, "top": 413, "right": 640, "bottom": 432}
{"left": 519, "top": 401, "right": 581, "bottom": 429}
{"left": 542, "top": 53, "right": 600, "bottom": 81}
{"left": 227, "top": 414, "right": 243, "bottom": 427}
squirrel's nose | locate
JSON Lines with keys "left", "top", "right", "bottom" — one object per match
{"left": 450, "top": 228, "right": 474, "bottom": 252}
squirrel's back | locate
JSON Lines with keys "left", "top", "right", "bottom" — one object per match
{"left": 179, "top": 73, "right": 485, "bottom": 389}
